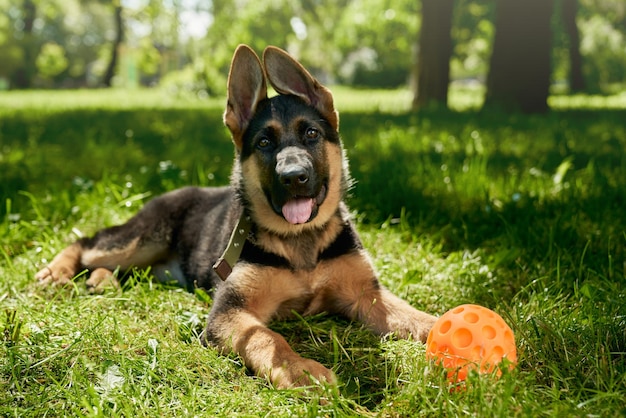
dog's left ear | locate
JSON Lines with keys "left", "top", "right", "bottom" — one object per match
{"left": 263, "top": 46, "right": 339, "bottom": 131}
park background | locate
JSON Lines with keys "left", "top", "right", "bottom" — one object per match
{"left": 1, "top": 0, "right": 626, "bottom": 416}
{"left": 2, "top": 0, "right": 626, "bottom": 106}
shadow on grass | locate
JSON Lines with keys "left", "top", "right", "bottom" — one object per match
{"left": 342, "top": 110, "right": 625, "bottom": 279}
{"left": 3, "top": 107, "right": 625, "bottom": 283}
{"left": 270, "top": 314, "right": 394, "bottom": 409}
{"left": 2, "top": 106, "right": 625, "bottom": 411}
{"left": 0, "top": 108, "right": 232, "bottom": 208}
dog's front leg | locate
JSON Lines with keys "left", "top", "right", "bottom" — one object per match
{"left": 206, "top": 311, "right": 334, "bottom": 388}
{"left": 203, "top": 269, "right": 335, "bottom": 389}
{"left": 354, "top": 286, "right": 437, "bottom": 342}
{"left": 324, "top": 252, "right": 437, "bottom": 342}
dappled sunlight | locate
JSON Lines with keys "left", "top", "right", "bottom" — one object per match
{"left": 1, "top": 90, "right": 625, "bottom": 416}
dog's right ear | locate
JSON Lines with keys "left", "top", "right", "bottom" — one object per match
{"left": 224, "top": 44, "right": 267, "bottom": 150}
{"left": 263, "top": 46, "right": 339, "bottom": 131}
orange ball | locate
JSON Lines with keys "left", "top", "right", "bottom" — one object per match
{"left": 425, "top": 304, "right": 517, "bottom": 382}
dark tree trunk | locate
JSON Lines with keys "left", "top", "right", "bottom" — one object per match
{"left": 412, "top": 0, "right": 454, "bottom": 110}
{"left": 11, "top": 0, "right": 37, "bottom": 89}
{"left": 102, "top": 4, "right": 124, "bottom": 87}
{"left": 484, "top": 0, "right": 555, "bottom": 113}
{"left": 561, "top": 0, "right": 585, "bottom": 92}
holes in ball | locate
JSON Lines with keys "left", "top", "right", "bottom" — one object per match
{"left": 504, "top": 330, "right": 514, "bottom": 343}
{"left": 464, "top": 312, "right": 479, "bottom": 324}
{"left": 452, "top": 327, "right": 473, "bottom": 348}
{"left": 452, "top": 306, "right": 465, "bottom": 314}
{"left": 482, "top": 325, "right": 496, "bottom": 340}
{"left": 492, "top": 345, "right": 504, "bottom": 359}
{"left": 471, "top": 345, "right": 484, "bottom": 359}
{"left": 439, "top": 320, "right": 452, "bottom": 334}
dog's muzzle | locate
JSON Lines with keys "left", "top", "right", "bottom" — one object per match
{"left": 272, "top": 147, "right": 326, "bottom": 224}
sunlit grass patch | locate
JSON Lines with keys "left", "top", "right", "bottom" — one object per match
{"left": 0, "top": 88, "right": 222, "bottom": 113}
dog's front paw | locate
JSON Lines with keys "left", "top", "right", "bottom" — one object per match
{"left": 412, "top": 312, "right": 438, "bottom": 342}
{"left": 268, "top": 357, "right": 336, "bottom": 389}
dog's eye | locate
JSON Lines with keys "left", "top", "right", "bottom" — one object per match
{"left": 257, "top": 137, "right": 271, "bottom": 149}
{"left": 305, "top": 127, "right": 320, "bottom": 141}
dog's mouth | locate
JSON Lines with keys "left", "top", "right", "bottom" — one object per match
{"left": 278, "top": 184, "right": 327, "bottom": 225}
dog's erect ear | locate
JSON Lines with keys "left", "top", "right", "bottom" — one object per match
{"left": 224, "top": 44, "right": 268, "bottom": 150}
{"left": 263, "top": 46, "right": 339, "bottom": 131}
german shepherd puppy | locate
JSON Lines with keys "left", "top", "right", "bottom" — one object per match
{"left": 36, "top": 45, "right": 437, "bottom": 389}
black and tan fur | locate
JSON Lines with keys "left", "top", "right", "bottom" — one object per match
{"left": 36, "top": 45, "right": 436, "bottom": 389}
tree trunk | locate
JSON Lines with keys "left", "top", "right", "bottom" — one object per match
{"left": 561, "top": 0, "right": 585, "bottom": 92}
{"left": 484, "top": 0, "right": 555, "bottom": 113}
{"left": 412, "top": 0, "right": 454, "bottom": 110}
{"left": 102, "top": 4, "right": 124, "bottom": 87}
{"left": 11, "top": 0, "right": 37, "bottom": 89}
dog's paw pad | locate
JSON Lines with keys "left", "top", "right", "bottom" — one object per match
{"left": 85, "top": 268, "right": 119, "bottom": 294}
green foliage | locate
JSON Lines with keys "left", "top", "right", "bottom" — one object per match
{"left": 451, "top": 0, "right": 495, "bottom": 80}
{"left": 334, "top": 0, "right": 418, "bottom": 87}
{"left": 35, "top": 42, "right": 68, "bottom": 80}
{"left": 1, "top": 0, "right": 111, "bottom": 88}
{"left": 0, "top": 89, "right": 625, "bottom": 416}
{"left": 0, "top": 30, "right": 23, "bottom": 80}
{"left": 579, "top": 15, "right": 626, "bottom": 91}
{"left": 578, "top": 0, "right": 626, "bottom": 91}
{"left": 136, "top": 38, "right": 161, "bottom": 77}
{"left": 2, "top": 0, "right": 625, "bottom": 93}
{"left": 159, "top": 62, "right": 227, "bottom": 98}
{"left": 204, "top": 1, "right": 296, "bottom": 68}
{"left": 198, "top": 0, "right": 419, "bottom": 88}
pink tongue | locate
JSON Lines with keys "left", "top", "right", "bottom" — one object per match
{"left": 282, "top": 198, "right": 314, "bottom": 224}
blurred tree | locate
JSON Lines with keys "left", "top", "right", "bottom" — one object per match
{"left": 10, "top": 0, "right": 37, "bottom": 88}
{"left": 450, "top": 0, "right": 494, "bottom": 81}
{"left": 199, "top": 0, "right": 295, "bottom": 93}
{"left": 36, "top": 42, "right": 68, "bottom": 83}
{"left": 101, "top": 0, "right": 123, "bottom": 87}
{"left": 578, "top": 0, "right": 626, "bottom": 92}
{"left": 484, "top": 0, "right": 555, "bottom": 113}
{"left": 59, "top": 1, "right": 105, "bottom": 86}
{"left": 0, "top": 1, "right": 24, "bottom": 85}
{"left": 1, "top": 0, "right": 623, "bottom": 93}
{"left": 292, "top": 0, "right": 349, "bottom": 81}
{"left": 200, "top": 0, "right": 416, "bottom": 90}
{"left": 136, "top": 38, "right": 161, "bottom": 79}
{"left": 1, "top": 0, "right": 111, "bottom": 88}
{"left": 561, "top": 0, "right": 585, "bottom": 92}
{"left": 334, "top": 0, "right": 417, "bottom": 87}
{"left": 412, "top": 0, "right": 454, "bottom": 109}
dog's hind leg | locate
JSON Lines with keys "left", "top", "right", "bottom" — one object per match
{"left": 36, "top": 215, "right": 171, "bottom": 290}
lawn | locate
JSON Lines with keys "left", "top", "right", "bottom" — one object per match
{"left": 1, "top": 88, "right": 625, "bottom": 417}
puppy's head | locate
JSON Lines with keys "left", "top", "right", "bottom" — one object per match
{"left": 224, "top": 45, "right": 347, "bottom": 235}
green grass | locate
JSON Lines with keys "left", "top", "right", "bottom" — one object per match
{"left": 1, "top": 88, "right": 625, "bottom": 416}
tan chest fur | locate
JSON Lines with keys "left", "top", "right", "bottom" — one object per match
{"left": 229, "top": 249, "right": 376, "bottom": 323}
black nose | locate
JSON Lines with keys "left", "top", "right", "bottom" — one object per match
{"left": 275, "top": 146, "right": 313, "bottom": 192}
{"left": 279, "top": 166, "right": 309, "bottom": 187}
